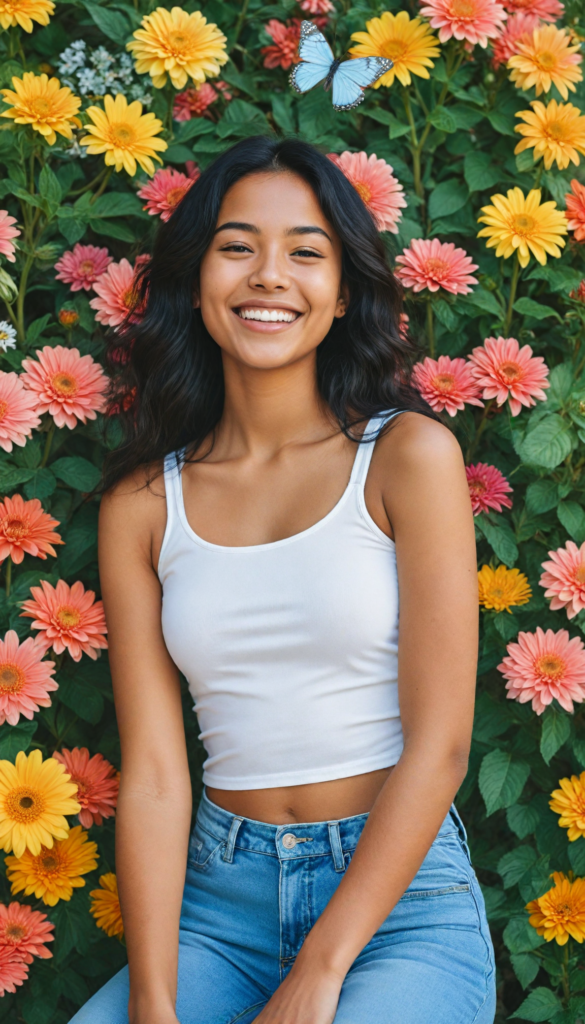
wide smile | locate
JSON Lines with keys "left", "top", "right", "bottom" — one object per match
{"left": 232, "top": 305, "right": 303, "bottom": 332}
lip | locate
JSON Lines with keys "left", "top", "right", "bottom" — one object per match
{"left": 231, "top": 301, "right": 304, "bottom": 333}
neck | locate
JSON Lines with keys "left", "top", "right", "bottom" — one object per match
{"left": 217, "top": 350, "right": 335, "bottom": 457}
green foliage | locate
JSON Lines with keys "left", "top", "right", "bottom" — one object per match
{"left": 0, "top": 0, "right": 585, "bottom": 1019}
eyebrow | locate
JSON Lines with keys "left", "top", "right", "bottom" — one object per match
{"left": 214, "top": 222, "right": 332, "bottom": 242}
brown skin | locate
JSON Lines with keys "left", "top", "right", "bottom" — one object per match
{"left": 99, "top": 171, "right": 478, "bottom": 1024}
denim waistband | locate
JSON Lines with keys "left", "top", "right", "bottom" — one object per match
{"left": 195, "top": 789, "right": 468, "bottom": 868}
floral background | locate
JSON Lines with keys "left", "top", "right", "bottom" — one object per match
{"left": 0, "top": 0, "right": 584, "bottom": 1018}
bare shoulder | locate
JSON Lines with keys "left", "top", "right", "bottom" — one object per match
{"left": 99, "top": 461, "right": 167, "bottom": 558}
{"left": 373, "top": 410, "right": 464, "bottom": 478}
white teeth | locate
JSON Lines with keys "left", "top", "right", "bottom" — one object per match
{"left": 238, "top": 308, "right": 297, "bottom": 322}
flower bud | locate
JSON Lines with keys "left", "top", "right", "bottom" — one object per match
{"left": 0, "top": 268, "right": 18, "bottom": 304}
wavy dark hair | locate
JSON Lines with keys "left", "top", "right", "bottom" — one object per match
{"left": 102, "top": 135, "right": 435, "bottom": 492}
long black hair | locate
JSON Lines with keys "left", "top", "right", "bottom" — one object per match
{"left": 102, "top": 135, "right": 434, "bottom": 491}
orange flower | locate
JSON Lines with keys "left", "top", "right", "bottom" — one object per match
{"left": 0, "top": 902, "right": 54, "bottom": 962}
{"left": 20, "top": 345, "right": 108, "bottom": 430}
{"left": 20, "top": 580, "right": 107, "bottom": 662}
{"left": 566, "top": 179, "right": 585, "bottom": 242}
{"left": 0, "top": 630, "right": 57, "bottom": 727}
{"left": 0, "top": 495, "right": 62, "bottom": 565}
{"left": 90, "top": 873, "right": 124, "bottom": 938}
{"left": 52, "top": 748, "right": 118, "bottom": 828}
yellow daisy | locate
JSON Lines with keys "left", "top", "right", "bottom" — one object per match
{"left": 514, "top": 99, "right": 585, "bottom": 171}
{"left": 0, "top": 0, "right": 54, "bottom": 32}
{"left": 5, "top": 825, "right": 98, "bottom": 906}
{"left": 127, "top": 6, "right": 227, "bottom": 90}
{"left": 0, "top": 73, "right": 81, "bottom": 146}
{"left": 508, "top": 25, "right": 583, "bottom": 101}
{"left": 80, "top": 93, "right": 167, "bottom": 177}
{"left": 526, "top": 871, "right": 585, "bottom": 945}
{"left": 90, "top": 873, "right": 124, "bottom": 939}
{"left": 550, "top": 773, "right": 585, "bottom": 841}
{"left": 478, "top": 564, "right": 532, "bottom": 612}
{"left": 0, "top": 749, "right": 80, "bottom": 859}
{"left": 349, "top": 11, "right": 441, "bottom": 88}
{"left": 477, "top": 187, "right": 567, "bottom": 267}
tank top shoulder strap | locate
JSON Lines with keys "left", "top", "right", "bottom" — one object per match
{"left": 349, "top": 409, "right": 404, "bottom": 489}
{"left": 162, "top": 447, "right": 186, "bottom": 531}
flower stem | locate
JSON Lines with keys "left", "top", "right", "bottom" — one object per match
{"left": 89, "top": 167, "right": 112, "bottom": 206}
{"left": 426, "top": 299, "right": 435, "bottom": 357}
{"left": 233, "top": 0, "right": 250, "bottom": 46}
{"left": 5, "top": 558, "right": 11, "bottom": 599}
{"left": 16, "top": 253, "right": 34, "bottom": 344}
{"left": 41, "top": 421, "right": 56, "bottom": 468}
{"left": 68, "top": 166, "right": 109, "bottom": 199}
{"left": 466, "top": 400, "right": 495, "bottom": 463}
{"left": 561, "top": 942, "right": 571, "bottom": 1007}
{"left": 504, "top": 256, "right": 521, "bottom": 336}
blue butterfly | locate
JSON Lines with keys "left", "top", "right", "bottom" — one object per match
{"left": 290, "top": 21, "right": 393, "bottom": 112}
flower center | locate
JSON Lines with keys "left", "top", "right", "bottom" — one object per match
{"left": 0, "top": 402, "right": 7, "bottom": 423}
{"left": 31, "top": 98, "right": 51, "bottom": 119}
{"left": 450, "top": 0, "right": 476, "bottom": 18}
{"left": 498, "top": 361, "right": 523, "bottom": 383}
{"left": 0, "top": 330, "right": 11, "bottom": 343}
{"left": 353, "top": 181, "right": 372, "bottom": 205}
{"left": 0, "top": 664, "right": 24, "bottom": 694}
{"left": 536, "top": 654, "right": 565, "bottom": 680}
{"left": 79, "top": 260, "right": 95, "bottom": 274}
{"left": 165, "top": 185, "right": 189, "bottom": 208}
{"left": 3, "top": 517, "right": 28, "bottom": 541}
{"left": 490, "top": 587, "right": 504, "bottom": 598}
{"left": 40, "top": 854, "right": 59, "bottom": 872}
{"left": 469, "top": 479, "right": 487, "bottom": 495}
{"left": 433, "top": 373, "right": 455, "bottom": 393}
{"left": 512, "top": 213, "right": 536, "bottom": 234}
{"left": 424, "top": 258, "right": 449, "bottom": 279}
{"left": 547, "top": 119, "right": 566, "bottom": 140}
{"left": 537, "top": 51, "right": 556, "bottom": 70}
{"left": 109, "top": 122, "right": 136, "bottom": 147}
{"left": 56, "top": 606, "right": 81, "bottom": 629}
{"left": 6, "top": 788, "right": 45, "bottom": 822}
{"left": 52, "top": 372, "right": 78, "bottom": 396}
{"left": 382, "top": 39, "right": 408, "bottom": 61}
{"left": 5, "top": 924, "right": 25, "bottom": 941}
{"left": 575, "top": 564, "right": 585, "bottom": 584}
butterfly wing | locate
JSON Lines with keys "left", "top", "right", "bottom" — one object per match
{"left": 290, "top": 20, "right": 334, "bottom": 94}
{"left": 331, "top": 56, "right": 393, "bottom": 111}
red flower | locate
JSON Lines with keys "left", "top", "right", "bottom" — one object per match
{"left": 53, "top": 748, "right": 119, "bottom": 828}
{"left": 466, "top": 462, "right": 513, "bottom": 514}
{"left": 261, "top": 19, "right": 301, "bottom": 69}
{"left": 0, "top": 494, "right": 62, "bottom": 564}
{"left": 0, "top": 902, "right": 54, "bottom": 962}
{"left": 412, "top": 355, "right": 484, "bottom": 416}
{"left": 21, "top": 579, "right": 108, "bottom": 662}
{"left": 468, "top": 335, "right": 549, "bottom": 416}
{"left": 566, "top": 179, "right": 585, "bottom": 242}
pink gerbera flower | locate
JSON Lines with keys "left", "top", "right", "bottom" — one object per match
{"left": 540, "top": 541, "right": 585, "bottom": 619}
{"left": 261, "top": 19, "right": 301, "bottom": 69}
{"left": 502, "top": 0, "right": 563, "bottom": 19}
{"left": 412, "top": 355, "right": 484, "bottom": 416}
{"left": 54, "top": 244, "right": 112, "bottom": 293}
{"left": 0, "top": 494, "right": 62, "bottom": 565}
{"left": 468, "top": 336, "right": 549, "bottom": 416}
{"left": 466, "top": 462, "right": 513, "bottom": 514}
{"left": 20, "top": 346, "right": 107, "bottom": 430}
{"left": 566, "top": 180, "right": 585, "bottom": 243}
{"left": 0, "top": 630, "right": 57, "bottom": 727}
{"left": 137, "top": 167, "right": 196, "bottom": 223}
{"left": 395, "top": 238, "right": 479, "bottom": 295}
{"left": 0, "top": 946, "right": 29, "bottom": 995}
{"left": 0, "top": 372, "right": 41, "bottom": 453}
{"left": 173, "top": 83, "right": 218, "bottom": 120}
{"left": 419, "top": 0, "right": 507, "bottom": 46}
{"left": 327, "top": 152, "right": 406, "bottom": 233}
{"left": 21, "top": 580, "right": 108, "bottom": 662}
{"left": 0, "top": 902, "right": 54, "bottom": 962}
{"left": 491, "top": 13, "right": 541, "bottom": 68}
{"left": 498, "top": 627, "right": 585, "bottom": 714}
{"left": 53, "top": 747, "right": 118, "bottom": 828}
{"left": 0, "top": 211, "right": 20, "bottom": 264}
{"left": 90, "top": 258, "right": 145, "bottom": 329}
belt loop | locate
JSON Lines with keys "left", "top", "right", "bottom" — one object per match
{"left": 328, "top": 822, "right": 345, "bottom": 873}
{"left": 222, "top": 816, "right": 244, "bottom": 863}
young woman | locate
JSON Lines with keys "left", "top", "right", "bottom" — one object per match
{"left": 72, "top": 136, "right": 496, "bottom": 1024}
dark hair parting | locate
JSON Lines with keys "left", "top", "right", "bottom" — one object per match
{"left": 101, "top": 135, "right": 436, "bottom": 492}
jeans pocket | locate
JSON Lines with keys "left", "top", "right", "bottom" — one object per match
{"left": 187, "top": 824, "right": 225, "bottom": 871}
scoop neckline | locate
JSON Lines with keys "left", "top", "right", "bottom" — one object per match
{"left": 174, "top": 417, "right": 380, "bottom": 553}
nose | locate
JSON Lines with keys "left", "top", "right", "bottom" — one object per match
{"left": 248, "top": 245, "right": 290, "bottom": 292}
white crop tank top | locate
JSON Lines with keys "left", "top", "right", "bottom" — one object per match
{"left": 158, "top": 411, "right": 404, "bottom": 790}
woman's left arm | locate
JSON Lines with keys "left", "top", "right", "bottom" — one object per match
{"left": 253, "top": 412, "right": 479, "bottom": 1022}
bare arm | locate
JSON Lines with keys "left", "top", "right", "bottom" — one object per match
{"left": 99, "top": 472, "right": 192, "bottom": 1024}
{"left": 253, "top": 412, "right": 478, "bottom": 1020}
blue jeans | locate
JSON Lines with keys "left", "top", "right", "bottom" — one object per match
{"left": 71, "top": 789, "right": 496, "bottom": 1023}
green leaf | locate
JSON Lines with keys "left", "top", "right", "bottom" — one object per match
{"left": 463, "top": 151, "right": 502, "bottom": 192}
{"left": 486, "top": 110, "right": 517, "bottom": 135}
{"left": 568, "top": 840, "right": 585, "bottom": 876}
{"left": 516, "top": 149, "right": 536, "bottom": 173}
{"left": 164, "top": 143, "right": 196, "bottom": 164}
{"left": 507, "top": 803, "right": 541, "bottom": 840}
{"left": 26, "top": 314, "right": 51, "bottom": 344}
{"left": 557, "top": 501, "right": 585, "bottom": 544}
{"left": 510, "top": 987, "right": 562, "bottom": 1021}
{"left": 14, "top": 438, "right": 41, "bottom": 469}
{"left": 428, "top": 179, "right": 469, "bottom": 220}
{"left": 49, "top": 888, "right": 92, "bottom": 960}
{"left": 90, "top": 193, "right": 144, "bottom": 219}
{"left": 459, "top": 286, "right": 504, "bottom": 318}
{"left": 526, "top": 480, "right": 559, "bottom": 514}
{"left": 479, "top": 749, "right": 530, "bottom": 815}
{"left": 0, "top": 466, "right": 34, "bottom": 492}
{"left": 0, "top": 721, "right": 37, "bottom": 759}
{"left": 89, "top": 218, "right": 137, "bottom": 243}
{"left": 51, "top": 456, "right": 101, "bottom": 492}
{"left": 175, "top": 119, "right": 215, "bottom": 141}
{"left": 433, "top": 298, "right": 459, "bottom": 332}
{"left": 82, "top": 1, "right": 131, "bottom": 43}
{"left": 57, "top": 672, "right": 104, "bottom": 724}
{"left": 271, "top": 94, "right": 296, "bottom": 134}
{"left": 476, "top": 515, "right": 518, "bottom": 566}
{"left": 519, "top": 415, "right": 573, "bottom": 469}
{"left": 450, "top": 105, "right": 484, "bottom": 130}
{"left": 504, "top": 916, "right": 545, "bottom": 954}
{"left": 572, "top": 738, "right": 585, "bottom": 767}
{"left": 510, "top": 953, "right": 540, "bottom": 990}
{"left": 540, "top": 710, "right": 571, "bottom": 764}
{"left": 38, "top": 164, "right": 62, "bottom": 207}
{"left": 514, "top": 297, "right": 562, "bottom": 321}
{"left": 549, "top": 363, "right": 574, "bottom": 403}
{"left": 427, "top": 106, "right": 457, "bottom": 133}
{"left": 498, "top": 845, "right": 537, "bottom": 888}
{"left": 23, "top": 468, "right": 57, "bottom": 500}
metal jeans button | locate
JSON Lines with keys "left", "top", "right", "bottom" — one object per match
{"left": 282, "top": 833, "right": 297, "bottom": 849}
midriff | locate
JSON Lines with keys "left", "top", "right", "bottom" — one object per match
{"left": 206, "top": 765, "right": 395, "bottom": 825}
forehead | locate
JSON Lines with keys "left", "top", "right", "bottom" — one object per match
{"left": 217, "top": 171, "right": 334, "bottom": 233}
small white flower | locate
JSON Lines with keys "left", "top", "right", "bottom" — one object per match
{"left": 0, "top": 321, "right": 17, "bottom": 352}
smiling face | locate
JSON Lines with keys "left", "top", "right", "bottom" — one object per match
{"left": 197, "top": 170, "right": 347, "bottom": 371}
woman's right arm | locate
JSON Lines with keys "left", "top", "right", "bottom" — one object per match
{"left": 98, "top": 472, "right": 192, "bottom": 1024}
